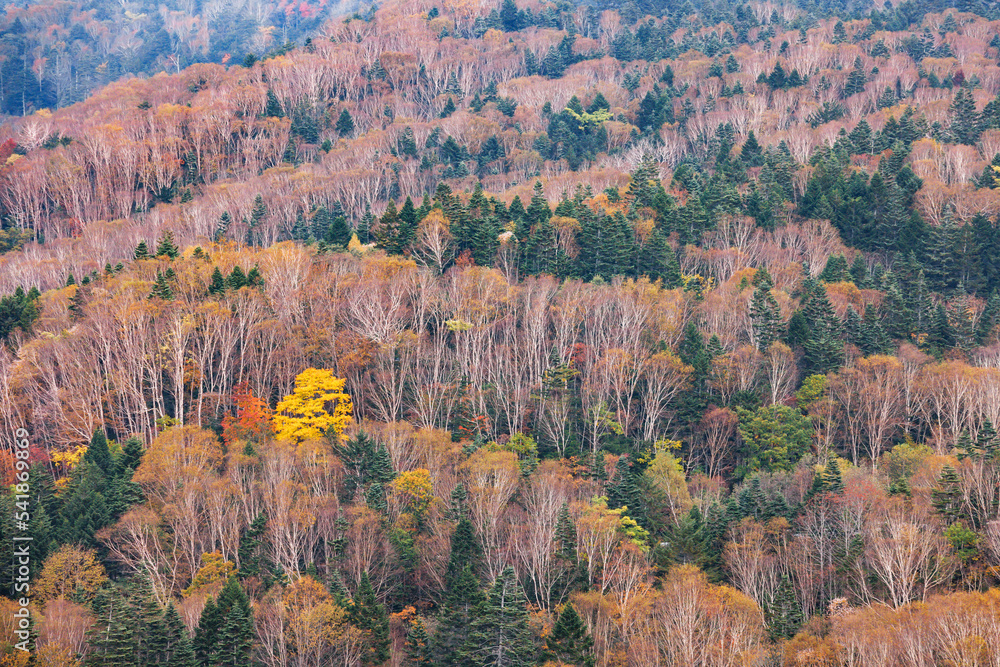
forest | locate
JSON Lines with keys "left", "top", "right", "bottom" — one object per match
{"left": 4, "top": 0, "right": 1000, "bottom": 664}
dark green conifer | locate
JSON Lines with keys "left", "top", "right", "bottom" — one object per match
{"left": 353, "top": 571, "right": 390, "bottom": 666}
{"left": 541, "top": 602, "right": 594, "bottom": 667}
{"left": 463, "top": 566, "right": 534, "bottom": 667}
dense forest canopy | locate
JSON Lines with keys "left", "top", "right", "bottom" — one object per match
{"left": 5, "top": 0, "right": 1000, "bottom": 665}
{"left": 0, "top": 0, "right": 357, "bottom": 115}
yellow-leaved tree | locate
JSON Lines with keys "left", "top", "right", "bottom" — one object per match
{"left": 273, "top": 368, "right": 353, "bottom": 444}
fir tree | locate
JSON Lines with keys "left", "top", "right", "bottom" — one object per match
{"left": 932, "top": 465, "right": 964, "bottom": 524}
{"left": 405, "top": 616, "right": 435, "bottom": 667}
{"left": 156, "top": 230, "right": 179, "bottom": 258}
{"left": 85, "top": 428, "right": 112, "bottom": 476}
{"left": 441, "top": 96, "right": 457, "bottom": 118}
{"left": 463, "top": 566, "right": 535, "bottom": 667}
{"left": 150, "top": 271, "right": 174, "bottom": 300}
{"left": 337, "top": 109, "right": 355, "bottom": 136}
{"left": 134, "top": 241, "right": 150, "bottom": 260}
{"left": 208, "top": 267, "right": 226, "bottom": 295}
{"left": 750, "top": 284, "right": 782, "bottom": 350}
{"left": 541, "top": 602, "right": 594, "bottom": 667}
{"left": 766, "top": 575, "right": 803, "bottom": 639}
{"left": 352, "top": 571, "right": 390, "bottom": 666}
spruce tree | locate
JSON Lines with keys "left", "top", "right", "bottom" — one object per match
{"left": 542, "top": 602, "right": 594, "bottom": 666}
{"left": 750, "top": 284, "right": 781, "bottom": 350}
{"left": 135, "top": 241, "right": 150, "bottom": 260}
{"left": 800, "top": 279, "right": 844, "bottom": 374}
{"left": 463, "top": 566, "right": 535, "bottom": 667}
{"left": 932, "top": 465, "right": 964, "bottom": 524}
{"left": 352, "top": 571, "right": 390, "bottom": 666}
{"left": 227, "top": 266, "right": 247, "bottom": 291}
{"left": 336, "top": 108, "right": 355, "bottom": 137}
{"left": 208, "top": 267, "right": 226, "bottom": 295}
{"left": 859, "top": 304, "right": 891, "bottom": 355}
{"left": 766, "top": 575, "right": 803, "bottom": 639}
{"left": 405, "top": 616, "right": 435, "bottom": 667}
{"left": 194, "top": 577, "right": 253, "bottom": 667}
{"left": 441, "top": 96, "right": 457, "bottom": 118}
{"left": 156, "top": 230, "right": 179, "bottom": 259}
{"left": 85, "top": 428, "right": 113, "bottom": 475}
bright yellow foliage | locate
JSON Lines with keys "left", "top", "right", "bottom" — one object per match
{"left": 50, "top": 444, "right": 88, "bottom": 474}
{"left": 273, "top": 368, "right": 353, "bottom": 444}
{"left": 34, "top": 545, "right": 107, "bottom": 603}
{"left": 183, "top": 552, "right": 236, "bottom": 597}
{"left": 389, "top": 469, "right": 435, "bottom": 519}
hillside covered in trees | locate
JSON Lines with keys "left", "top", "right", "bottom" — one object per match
{"left": 5, "top": 0, "right": 1000, "bottom": 665}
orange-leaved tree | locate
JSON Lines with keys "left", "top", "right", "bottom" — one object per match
{"left": 272, "top": 368, "right": 353, "bottom": 444}
{"left": 222, "top": 381, "right": 272, "bottom": 448}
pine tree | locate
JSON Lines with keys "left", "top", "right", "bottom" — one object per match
{"left": 463, "top": 566, "right": 535, "bottom": 667}
{"left": 215, "top": 212, "right": 231, "bottom": 242}
{"left": 134, "top": 241, "right": 150, "bottom": 260}
{"left": 352, "top": 571, "right": 390, "bottom": 666}
{"left": 542, "top": 602, "right": 594, "bottom": 666}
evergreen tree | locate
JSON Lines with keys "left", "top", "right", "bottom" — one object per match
{"left": 85, "top": 428, "right": 112, "bottom": 475}
{"left": 766, "top": 575, "right": 803, "bottom": 639}
{"left": 208, "top": 267, "right": 226, "bottom": 295}
{"left": 750, "top": 284, "right": 782, "bottom": 350}
{"left": 227, "top": 266, "right": 247, "bottom": 291}
{"left": 215, "top": 212, "right": 231, "bottom": 242}
{"left": 822, "top": 458, "right": 845, "bottom": 494}
{"left": 194, "top": 577, "right": 253, "bottom": 667}
{"left": 441, "top": 96, "right": 457, "bottom": 118}
{"left": 951, "top": 86, "right": 980, "bottom": 144}
{"left": 336, "top": 109, "right": 355, "bottom": 136}
{"left": 352, "top": 571, "right": 390, "bottom": 666}
{"left": 134, "top": 241, "right": 150, "bottom": 260}
{"left": 859, "top": 304, "right": 891, "bottom": 355}
{"left": 800, "top": 279, "right": 844, "bottom": 374}
{"left": 932, "top": 465, "right": 965, "bottom": 525}
{"left": 265, "top": 89, "right": 284, "bottom": 118}
{"left": 541, "top": 602, "right": 594, "bottom": 667}
{"left": 463, "top": 566, "right": 535, "bottom": 667}
{"left": 741, "top": 130, "right": 764, "bottom": 167}
{"left": 405, "top": 617, "right": 435, "bottom": 667}
{"left": 156, "top": 230, "right": 179, "bottom": 259}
